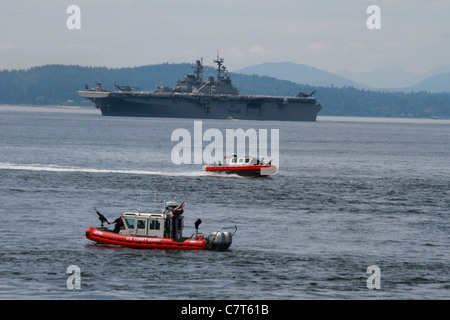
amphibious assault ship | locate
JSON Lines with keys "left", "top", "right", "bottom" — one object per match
{"left": 78, "top": 55, "right": 322, "bottom": 121}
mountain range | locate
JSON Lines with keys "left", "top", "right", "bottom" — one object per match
{"left": 234, "top": 62, "right": 450, "bottom": 92}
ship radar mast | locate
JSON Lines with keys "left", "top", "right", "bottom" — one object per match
{"left": 192, "top": 58, "right": 203, "bottom": 82}
{"left": 214, "top": 52, "right": 228, "bottom": 82}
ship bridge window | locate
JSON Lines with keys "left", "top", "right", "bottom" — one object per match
{"left": 149, "top": 219, "right": 161, "bottom": 230}
{"left": 124, "top": 218, "right": 135, "bottom": 229}
{"left": 245, "top": 158, "right": 250, "bottom": 163}
{"left": 137, "top": 220, "right": 146, "bottom": 229}
{"left": 231, "top": 158, "right": 237, "bottom": 164}
{"left": 238, "top": 158, "right": 244, "bottom": 163}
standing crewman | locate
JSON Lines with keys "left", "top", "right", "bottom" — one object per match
{"left": 110, "top": 216, "right": 124, "bottom": 233}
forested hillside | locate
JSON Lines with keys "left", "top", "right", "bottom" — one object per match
{"left": 0, "top": 64, "right": 449, "bottom": 118}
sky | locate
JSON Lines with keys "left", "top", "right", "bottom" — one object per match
{"left": 1, "top": 0, "right": 449, "bottom": 74}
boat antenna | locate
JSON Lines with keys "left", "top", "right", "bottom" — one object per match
{"left": 137, "top": 189, "right": 143, "bottom": 212}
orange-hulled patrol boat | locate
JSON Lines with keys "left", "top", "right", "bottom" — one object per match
{"left": 203, "top": 155, "right": 277, "bottom": 176}
{"left": 85, "top": 199, "right": 236, "bottom": 251}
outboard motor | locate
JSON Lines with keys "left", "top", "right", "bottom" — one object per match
{"left": 206, "top": 226, "right": 237, "bottom": 251}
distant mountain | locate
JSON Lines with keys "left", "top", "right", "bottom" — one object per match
{"left": 234, "top": 62, "right": 370, "bottom": 89}
{"left": 336, "top": 67, "right": 419, "bottom": 88}
{"left": 410, "top": 73, "right": 450, "bottom": 92}
{"left": 236, "top": 62, "right": 450, "bottom": 93}
{"left": 336, "top": 65, "right": 450, "bottom": 91}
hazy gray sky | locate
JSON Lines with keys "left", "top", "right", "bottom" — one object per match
{"left": 1, "top": 0, "right": 449, "bottom": 73}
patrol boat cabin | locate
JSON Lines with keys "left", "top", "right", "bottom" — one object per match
{"left": 119, "top": 201, "right": 185, "bottom": 241}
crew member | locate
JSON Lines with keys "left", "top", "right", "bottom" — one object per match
{"left": 110, "top": 216, "right": 124, "bottom": 233}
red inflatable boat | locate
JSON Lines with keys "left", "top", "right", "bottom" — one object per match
{"left": 203, "top": 155, "right": 277, "bottom": 176}
{"left": 86, "top": 200, "right": 236, "bottom": 251}
{"left": 85, "top": 227, "right": 206, "bottom": 250}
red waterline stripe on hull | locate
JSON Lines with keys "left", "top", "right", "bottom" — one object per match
{"left": 85, "top": 227, "right": 206, "bottom": 250}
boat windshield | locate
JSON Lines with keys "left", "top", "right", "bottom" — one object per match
{"left": 230, "top": 157, "right": 254, "bottom": 164}
{"left": 124, "top": 218, "right": 135, "bottom": 229}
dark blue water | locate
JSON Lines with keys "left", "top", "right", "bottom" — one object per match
{"left": 0, "top": 105, "right": 448, "bottom": 299}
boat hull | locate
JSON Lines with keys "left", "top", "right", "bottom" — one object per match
{"left": 78, "top": 91, "right": 322, "bottom": 121}
{"left": 85, "top": 227, "right": 206, "bottom": 250}
{"left": 203, "top": 164, "right": 277, "bottom": 176}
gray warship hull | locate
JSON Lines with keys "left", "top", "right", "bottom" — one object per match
{"left": 78, "top": 91, "right": 322, "bottom": 121}
{"left": 78, "top": 55, "right": 322, "bottom": 121}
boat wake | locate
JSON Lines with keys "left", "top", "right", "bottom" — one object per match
{"left": 0, "top": 162, "right": 215, "bottom": 177}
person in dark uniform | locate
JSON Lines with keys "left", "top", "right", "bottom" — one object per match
{"left": 110, "top": 216, "right": 124, "bottom": 233}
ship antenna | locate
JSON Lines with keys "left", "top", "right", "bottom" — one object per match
{"left": 214, "top": 51, "right": 225, "bottom": 81}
